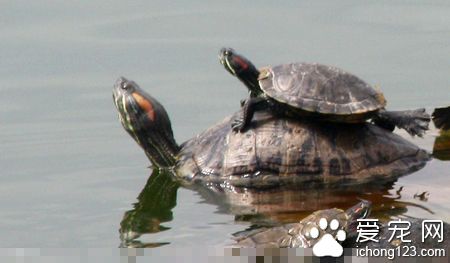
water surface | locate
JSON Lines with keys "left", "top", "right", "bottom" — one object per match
{"left": 0, "top": 1, "right": 449, "bottom": 247}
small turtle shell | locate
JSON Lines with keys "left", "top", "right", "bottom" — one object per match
{"left": 258, "top": 63, "right": 386, "bottom": 115}
{"left": 232, "top": 208, "right": 350, "bottom": 248}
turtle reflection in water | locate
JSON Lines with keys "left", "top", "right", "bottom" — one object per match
{"left": 120, "top": 169, "right": 180, "bottom": 248}
{"left": 112, "top": 77, "right": 429, "bottom": 189}
{"left": 119, "top": 170, "right": 445, "bottom": 250}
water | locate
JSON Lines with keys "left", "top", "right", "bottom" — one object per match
{"left": 0, "top": 1, "right": 449, "bottom": 248}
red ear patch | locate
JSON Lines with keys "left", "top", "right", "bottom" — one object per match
{"left": 132, "top": 92, "right": 156, "bottom": 121}
{"left": 233, "top": 55, "right": 249, "bottom": 70}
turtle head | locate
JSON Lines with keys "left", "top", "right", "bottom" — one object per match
{"left": 345, "top": 200, "right": 372, "bottom": 235}
{"left": 219, "top": 48, "right": 262, "bottom": 96}
{"left": 113, "top": 77, "right": 179, "bottom": 168}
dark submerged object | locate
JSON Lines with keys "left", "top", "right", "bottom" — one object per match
{"left": 112, "top": 77, "right": 429, "bottom": 188}
{"left": 432, "top": 106, "right": 450, "bottom": 160}
{"left": 432, "top": 106, "right": 450, "bottom": 130}
{"left": 218, "top": 48, "right": 430, "bottom": 136}
{"left": 433, "top": 130, "right": 450, "bottom": 161}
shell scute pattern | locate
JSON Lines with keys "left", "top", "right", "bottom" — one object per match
{"left": 223, "top": 128, "right": 257, "bottom": 176}
{"left": 261, "top": 63, "right": 385, "bottom": 116}
{"left": 175, "top": 111, "right": 428, "bottom": 187}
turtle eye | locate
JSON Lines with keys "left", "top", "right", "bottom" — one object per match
{"left": 222, "top": 47, "right": 234, "bottom": 56}
{"left": 121, "top": 81, "right": 136, "bottom": 91}
{"left": 116, "top": 77, "right": 132, "bottom": 90}
{"left": 121, "top": 82, "right": 130, "bottom": 90}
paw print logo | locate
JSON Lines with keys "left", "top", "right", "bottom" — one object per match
{"left": 310, "top": 218, "right": 346, "bottom": 257}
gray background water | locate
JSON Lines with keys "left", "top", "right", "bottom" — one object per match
{"left": 1, "top": 1, "right": 449, "bottom": 247}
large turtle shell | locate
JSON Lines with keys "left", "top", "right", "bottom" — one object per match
{"left": 258, "top": 63, "right": 387, "bottom": 117}
{"left": 176, "top": 111, "right": 428, "bottom": 188}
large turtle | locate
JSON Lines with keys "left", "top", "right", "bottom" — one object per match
{"left": 218, "top": 48, "right": 430, "bottom": 136}
{"left": 112, "top": 77, "right": 429, "bottom": 188}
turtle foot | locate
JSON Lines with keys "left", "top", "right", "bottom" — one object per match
{"left": 397, "top": 108, "right": 430, "bottom": 137}
{"left": 376, "top": 108, "right": 430, "bottom": 137}
{"left": 231, "top": 118, "right": 247, "bottom": 132}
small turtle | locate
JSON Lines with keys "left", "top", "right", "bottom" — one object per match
{"left": 113, "top": 77, "right": 429, "bottom": 188}
{"left": 232, "top": 200, "right": 371, "bottom": 248}
{"left": 219, "top": 48, "right": 430, "bottom": 136}
{"left": 232, "top": 201, "right": 450, "bottom": 250}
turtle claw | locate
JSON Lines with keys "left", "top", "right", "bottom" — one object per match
{"left": 399, "top": 108, "right": 430, "bottom": 137}
{"left": 406, "top": 126, "right": 425, "bottom": 138}
{"left": 376, "top": 108, "right": 431, "bottom": 137}
{"left": 231, "top": 118, "right": 246, "bottom": 132}
{"left": 405, "top": 108, "right": 431, "bottom": 137}
{"left": 408, "top": 123, "right": 428, "bottom": 137}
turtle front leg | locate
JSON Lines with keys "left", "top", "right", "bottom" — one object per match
{"left": 373, "top": 108, "right": 430, "bottom": 137}
{"left": 232, "top": 97, "right": 269, "bottom": 132}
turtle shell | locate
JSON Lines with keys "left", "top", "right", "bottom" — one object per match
{"left": 258, "top": 63, "right": 387, "bottom": 117}
{"left": 176, "top": 111, "right": 428, "bottom": 188}
{"left": 232, "top": 207, "right": 349, "bottom": 248}
{"left": 231, "top": 200, "right": 369, "bottom": 248}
